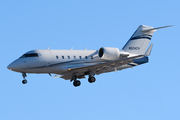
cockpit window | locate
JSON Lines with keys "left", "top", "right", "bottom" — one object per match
{"left": 20, "top": 53, "right": 39, "bottom": 58}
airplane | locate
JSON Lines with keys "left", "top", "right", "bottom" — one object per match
{"left": 7, "top": 25, "right": 172, "bottom": 87}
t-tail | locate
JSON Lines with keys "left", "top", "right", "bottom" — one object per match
{"left": 122, "top": 25, "right": 172, "bottom": 55}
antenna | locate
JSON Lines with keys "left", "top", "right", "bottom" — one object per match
{"left": 84, "top": 47, "right": 87, "bottom": 50}
{"left": 47, "top": 47, "right": 50, "bottom": 50}
{"left": 71, "top": 47, "right": 73, "bottom": 50}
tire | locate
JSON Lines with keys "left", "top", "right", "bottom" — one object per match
{"left": 22, "top": 79, "right": 27, "bottom": 84}
{"left": 88, "top": 77, "right": 96, "bottom": 83}
{"left": 73, "top": 80, "right": 81, "bottom": 87}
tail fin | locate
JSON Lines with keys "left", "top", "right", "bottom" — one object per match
{"left": 122, "top": 25, "right": 172, "bottom": 55}
{"left": 122, "top": 25, "right": 155, "bottom": 55}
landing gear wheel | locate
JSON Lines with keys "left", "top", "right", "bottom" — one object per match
{"left": 22, "top": 79, "right": 27, "bottom": 84}
{"left": 73, "top": 80, "right": 81, "bottom": 87}
{"left": 88, "top": 77, "right": 96, "bottom": 83}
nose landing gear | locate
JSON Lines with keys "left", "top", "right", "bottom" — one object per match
{"left": 22, "top": 79, "right": 27, "bottom": 84}
{"left": 22, "top": 73, "right": 27, "bottom": 84}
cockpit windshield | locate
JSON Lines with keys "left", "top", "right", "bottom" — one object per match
{"left": 20, "top": 53, "right": 39, "bottom": 58}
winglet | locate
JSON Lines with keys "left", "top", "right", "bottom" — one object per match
{"left": 145, "top": 44, "right": 153, "bottom": 56}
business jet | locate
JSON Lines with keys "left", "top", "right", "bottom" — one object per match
{"left": 7, "top": 25, "right": 171, "bottom": 87}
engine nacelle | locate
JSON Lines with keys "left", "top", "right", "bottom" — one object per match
{"left": 98, "top": 47, "right": 120, "bottom": 60}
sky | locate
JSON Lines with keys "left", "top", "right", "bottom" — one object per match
{"left": 0, "top": 0, "right": 180, "bottom": 120}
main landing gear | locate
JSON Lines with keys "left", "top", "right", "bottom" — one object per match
{"left": 88, "top": 72, "right": 96, "bottom": 83}
{"left": 22, "top": 73, "right": 27, "bottom": 84}
{"left": 71, "top": 72, "right": 96, "bottom": 87}
{"left": 73, "top": 80, "right": 81, "bottom": 87}
{"left": 71, "top": 75, "right": 81, "bottom": 87}
{"left": 88, "top": 77, "right": 96, "bottom": 83}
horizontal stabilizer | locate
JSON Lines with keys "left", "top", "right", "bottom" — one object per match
{"left": 142, "top": 25, "right": 173, "bottom": 32}
{"left": 145, "top": 44, "right": 153, "bottom": 56}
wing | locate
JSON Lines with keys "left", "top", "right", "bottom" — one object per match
{"left": 59, "top": 55, "right": 144, "bottom": 80}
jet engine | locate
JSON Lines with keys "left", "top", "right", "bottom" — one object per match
{"left": 98, "top": 47, "right": 120, "bottom": 60}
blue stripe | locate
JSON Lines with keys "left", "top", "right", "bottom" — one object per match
{"left": 130, "top": 36, "right": 151, "bottom": 40}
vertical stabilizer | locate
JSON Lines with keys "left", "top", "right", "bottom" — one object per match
{"left": 122, "top": 25, "right": 156, "bottom": 55}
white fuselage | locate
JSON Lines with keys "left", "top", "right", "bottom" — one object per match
{"left": 8, "top": 49, "right": 111, "bottom": 74}
{"left": 8, "top": 49, "right": 148, "bottom": 77}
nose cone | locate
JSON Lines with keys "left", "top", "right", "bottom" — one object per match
{"left": 7, "top": 60, "right": 20, "bottom": 71}
{"left": 7, "top": 64, "right": 12, "bottom": 70}
{"left": 7, "top": 62, "right": 15, "bottom": 71}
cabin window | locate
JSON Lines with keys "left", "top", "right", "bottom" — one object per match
{"left": 79, "top": 56, "right": 82, "bottom": 59}
{"left": 85, "top": 56, "right": 88, "bottom": 59}
{"left": 56, "top": 56, "right": 58, "bottom": 59}
{"left": 91, "top": 56, "right": 93, "bottom": 59}
{"left": 68, "top": 56, "right": 70, "bottom": 59}
{"left": 74, "top": 56, "right": 76, "bottom": 59}
{"left": 62, "top": 56, "right": 64, "bottom": 59}
{"left": 20, "top": 53, "right": 39, "bottom": 58}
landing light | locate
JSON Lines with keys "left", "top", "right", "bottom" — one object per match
{"left": 8, "top": 68, "right": 12, "bottom": 70}
{"left": 68, "top": 69, "right": 71, "bottom": 71}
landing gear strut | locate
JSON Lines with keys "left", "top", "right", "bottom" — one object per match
{"left": 71, "top": 75, "right": 81, "bottom": 87}
{"left": 88, "top": 72, "right": 96, "bottom": 83}
{"left": 22, "top": 73, "right": 27, "bottom": 84}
